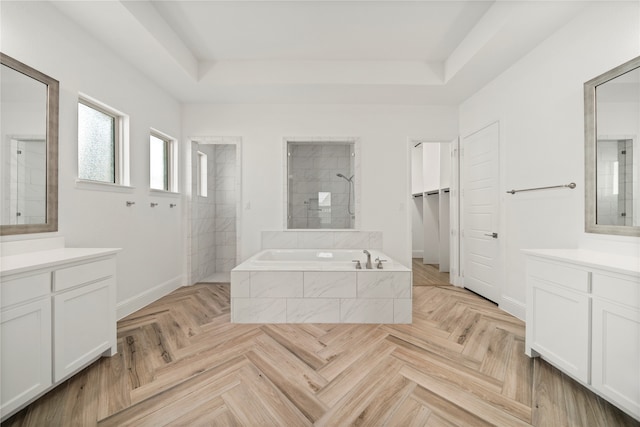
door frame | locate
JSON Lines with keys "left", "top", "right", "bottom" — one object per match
{"left": 407, "top": 137, "right": 460, "bottom": 285}
{"left": 459, "top": 120, "right": 505, "bottom": 306}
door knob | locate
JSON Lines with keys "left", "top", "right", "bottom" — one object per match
{"left": 484, "top": 232, "right": 498, "bottom": 238}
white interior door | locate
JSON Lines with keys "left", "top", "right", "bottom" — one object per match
{"left": 462, "top": 122, "right": 501, "bottom": 304}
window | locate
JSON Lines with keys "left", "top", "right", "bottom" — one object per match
{"left": 150, "top": 131, "right": 177, "bottom": 192}
{"left": 77, "top": 97, "right": 127, "bottom": 184}
{"left": 197, "top": 151, "right": 207, "bottom": 197}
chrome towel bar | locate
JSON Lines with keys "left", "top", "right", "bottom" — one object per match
{"left": 506, "top": 182, "right": 576, "bottom": 195}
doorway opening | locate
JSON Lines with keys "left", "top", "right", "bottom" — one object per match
{"left": 187, "top": 137, "right": 242, "bottom": 284}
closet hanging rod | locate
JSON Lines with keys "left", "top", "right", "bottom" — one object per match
{"left": 506, "top": 182, "right": 576, "bottom": 195}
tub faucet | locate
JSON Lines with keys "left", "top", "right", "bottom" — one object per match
{"left": 363, "top": 250, "right": 373, "bottom": 269}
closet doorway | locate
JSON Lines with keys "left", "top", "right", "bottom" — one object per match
{"left": 410, "top": 140, "right": 454, "bottom": 283}
{"left": 188, "top": 137, "right": 242, "bottom": 284}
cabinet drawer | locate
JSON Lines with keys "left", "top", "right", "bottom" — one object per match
{"left": 1, "top": 273, "right": 50, "bottom": 309}
{"left": 528, "top": 258, "right": 590, "bottom": 293}
{"left": 592, "top": 273, "right": 640, "bottom": 309}
{"left": 53, "top": 258, "right": 115, "bottom": 292}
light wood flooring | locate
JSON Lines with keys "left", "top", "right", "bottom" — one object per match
{"left": 3, "top": 261, "right": 638, "bottom": 426}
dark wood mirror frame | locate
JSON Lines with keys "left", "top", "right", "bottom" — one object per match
{"left": 0, "top": 53, "right": 59, "bottom": 236}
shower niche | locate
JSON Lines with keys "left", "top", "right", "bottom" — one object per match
{"left": 285, "top": 138, "right": 359, "bottom": 229}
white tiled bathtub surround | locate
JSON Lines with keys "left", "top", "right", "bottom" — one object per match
{"left": 262, "top": 230, "right": 382, "bottom": 250}
{"left": 231, "top": 249, "right": 411, "bottom": 324}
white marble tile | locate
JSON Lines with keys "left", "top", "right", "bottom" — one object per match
{"left": 262, "top": 231, "right": 299, "bottom": 249}
{"left": 299, "top": 232, "right": 333, "bottom": 248}
{"left": 333, "top": 232, "right": 370, "bottom": 249}
{"left": 286, "top": 298, "right": 340, "bottom": 323}
{"left": 340, "top": 299, "right": 393, "bottom": 323}
{"left": 250, "top": 271, "right": 303, "bottom": 298}
{"left": 357, "top": 271, "right": 397, "bottom": 298}
{"left": 392, "top": 272, "right": 412, "bottom": 298}
{"left": 304, "top": 271, "right": 356, "bottom": 298}
{"left": 232, "top": 298, "right": 286, "bottom": 323}
{"left": 369, "top": 232, "right": 383, "bottom": 249}
{"left": 394, "top": 299, "right": 413, "bottom": 324}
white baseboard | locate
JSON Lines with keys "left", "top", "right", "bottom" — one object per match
{"left": 412, "top": 250, "right": 424, "bottom": 258}
{"left": 499, "top": 296, "right": 525, "bottom": 321}
{"left": 116, "top": 275, "right": 183, "bottom": 320}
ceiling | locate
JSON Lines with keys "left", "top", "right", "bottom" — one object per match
{"left": 50, "top": 1, "right": 590, "bottom": 105}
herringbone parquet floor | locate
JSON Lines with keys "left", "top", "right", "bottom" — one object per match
{"left": 3, "top": 263, "right": 638, "bottom": 426}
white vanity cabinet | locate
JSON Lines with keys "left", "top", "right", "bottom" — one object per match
{"left": 0, "top": 273, "right": 52, "bottom": 417}
{"left": 0, "top": 247, "right": 119, "bottom": 420}
{"left": 591, "top": 271, "right": 640, "bottom": 418}
{"left": 53, "top": 258, "right": 116, "bottom": 382}
{"left": 525, "top": 250, "right": 640, "bottom": 420}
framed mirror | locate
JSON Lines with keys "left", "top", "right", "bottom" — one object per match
{"left": 0, "top": 53, "right": 58, "bottom": 235}
{"left": 285, "top": 137, "right": 360, "bottom": 229}
{"left": 585, "top": 56, "right": 640, "bottom": 237}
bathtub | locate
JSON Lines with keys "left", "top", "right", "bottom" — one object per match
{"left": 230, "top": 249, "right": 412, "bottom": 324}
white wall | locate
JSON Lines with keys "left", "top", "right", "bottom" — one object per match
{"left": 1, "top": 1, "right": 184, "bottom": 317}
{"left": 183, "top": 104, "right": 458, "bottom": 266}
{"left": 459, "top": 2, "right": 640, "bottom": 319}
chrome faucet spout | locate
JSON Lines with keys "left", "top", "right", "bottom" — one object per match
{"left": 363, "top": 250, "right": 373, "bottom": 269}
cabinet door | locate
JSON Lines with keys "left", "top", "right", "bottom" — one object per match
{"left": 1, "top": 298, "right": 52, "bottom": 416}
{"left": 527, "top": 278, "right": 590, "bottom": 383}
{"left": 592, "top": 298, "right": 640, "bottom": 418}
{"left": 53, "top": 278, "right": 114, "bottom": 382}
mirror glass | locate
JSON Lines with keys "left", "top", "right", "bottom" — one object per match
{"left": 595, "top": 67, "right": 639, "bottom": 227}
{"left": 0, "top": 54, "right": 58, "bottom": 235}
{"left": 286, "top": 139, "right": 358, "bottom": 229}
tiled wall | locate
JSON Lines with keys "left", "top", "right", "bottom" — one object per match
{"left": 261, "top": 230, "right": 382, "bottom": 250}
{"left": 288, "top": 143, "right": 354, "bottom": 229}
{"left": 190, "top": 143, "right": 237, "bottom": 283}
{"left": 230, "top": 269, "right": 412, "bottom": 323}
{"left": 194, "top": 144, "right": 217, "bottom": 281}
{"left": 213, "top": 144, "right": 237, "bottom": 274}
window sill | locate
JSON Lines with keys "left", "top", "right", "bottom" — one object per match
{"left": 149, "top": 189, "right": 181, "bottom": 198}
{"left": 75, "top": 179, "right": 135, "bottom": 193}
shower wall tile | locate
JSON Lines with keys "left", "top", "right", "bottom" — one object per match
{"left": 289, "top": 143, "right": 353, "bottom": 229}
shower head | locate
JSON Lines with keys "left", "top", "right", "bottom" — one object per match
{"left": 336, "top": 173, "right": 354, "bottom": 182}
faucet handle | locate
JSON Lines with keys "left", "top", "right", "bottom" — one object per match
{"left": 375, "top": 257, "right": 387, "bottom": 269}
{"left": 352, "top": 260, "right": 362, "bottom": 269}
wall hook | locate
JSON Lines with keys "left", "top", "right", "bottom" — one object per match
{"left": 170, "top": 203, "right": 177, "bottom": 208}
{"left": 126, "top": 201, "right": 135, "bottom": 207}
{"left": 150, "top": 203, "right": 158, "bottom": 207}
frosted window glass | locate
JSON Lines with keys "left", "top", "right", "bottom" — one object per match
{"left": 198, "top": 152, "right": 207, "bottom": 197}
{"left": 150, "top": 135, "right": 167, "bottom": 190}
{"left": 78, "top": 103, "right": 115, "bottom": 183}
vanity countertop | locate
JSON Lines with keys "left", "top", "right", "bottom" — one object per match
{"left": 523, "top": 249, "right": 640, "bottom": 276}
{"left": 1, "top": 247, "right": 121, "bottom": 277}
